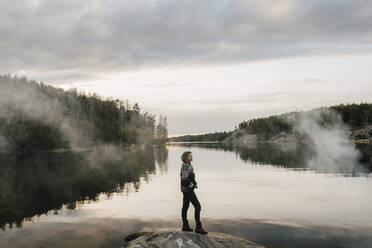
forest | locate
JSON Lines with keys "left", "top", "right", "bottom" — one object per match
{"left": 169, "top": 103, "right": 372, "bottom": 143}
{"left": 0, "top": 74, "right": 167, "bottom": 153}
{"left": 168, "top": 131, "right": 233, "bottom": 142}
{"left": 234, "top": 103, "right": 372, "bottom": 142}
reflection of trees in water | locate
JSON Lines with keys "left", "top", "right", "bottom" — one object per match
{"left": 168, "top": 142, "right": 313, "bottom": 168}
{"left": 154, "top": 144, "right": 168, "bottom": 173}
{"left": 0, "top": 144, "right": 159, "bottom": 230}
{"left": 234, "top": 143, "right": 372, "bottom": 172}
{"left": 168, "top": 142, "right": 372, "bottom": 171}
{"left": 356, "top": 143, "right": 372, "bottom": 167}
{"left": 233, "top": 144, "right": 315, "bottom": 169}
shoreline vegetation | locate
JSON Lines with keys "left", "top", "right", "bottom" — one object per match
{"left": 168, "top": 103, "right": 372, "bottom": 145}
{"left": 0, "top": 74, "right": 168, "bottom": 154}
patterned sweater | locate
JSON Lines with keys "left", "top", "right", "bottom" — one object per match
{"left": 180, "top": 162, "right": 197, "bottom": 193}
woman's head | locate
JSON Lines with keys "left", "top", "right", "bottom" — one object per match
{"left": 181, "top": 151, "right": 192, "bottom": 163}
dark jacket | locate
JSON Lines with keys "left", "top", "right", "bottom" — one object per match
{"left": 180, "top": 162, "right": 197, "bottom": 192}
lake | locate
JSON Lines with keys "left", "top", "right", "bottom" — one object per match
{"left": 1, "top": 142, "right": 372, "bottom": 248}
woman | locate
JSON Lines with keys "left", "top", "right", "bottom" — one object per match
{"left": 180, "top": 151, "right": 208, "bottom": 234}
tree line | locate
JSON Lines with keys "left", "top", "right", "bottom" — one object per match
{"left": 168, "top": 131, "right": 233, "bottom": 142}
{"left": 0, "top": 74, "right": 167, "bottom": 152}
{"left": 169, "top": 103, "right": 372, "bottom": 142}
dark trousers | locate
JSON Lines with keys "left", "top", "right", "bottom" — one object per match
{"left": 182, "top": 190, "right": 201, "bottom": 225}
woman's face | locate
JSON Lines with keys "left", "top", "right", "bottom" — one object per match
{"left": 187, "top": 153, "right": 193, "bottom": 162}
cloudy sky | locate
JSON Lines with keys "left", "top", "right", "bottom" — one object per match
{"left": 1, "top": 0, "right": 372, "bottom": 136}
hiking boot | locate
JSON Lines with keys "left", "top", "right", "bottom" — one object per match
{"left": 182, "top": 221, "right": 193, "bottom": 232}
{"left": 195, "top": 222, "right": 208, "bottom": 235}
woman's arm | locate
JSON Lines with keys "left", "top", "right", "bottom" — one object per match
{"left": 187, "top": 165, "right": 197, "bottom": 189}
{"left": 189, "top": 171, "right": 197, "bottom": 187}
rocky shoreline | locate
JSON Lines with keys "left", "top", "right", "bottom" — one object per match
{"left": 224, "top": 125, "right": 372, "bottom": 146}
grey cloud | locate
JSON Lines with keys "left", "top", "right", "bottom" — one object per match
{"left": 1, "top": 0, "right": 372, "bottom": 80}
{"left": 302, "top": 78, "right": 325, "bottom": 84}
{"left": 200, "top": 92, "right": 291, "bottom": 105}
{"left": 140, "top": 81, "right": 196, "bottom": 88}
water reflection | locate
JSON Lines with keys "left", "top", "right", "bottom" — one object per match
{"left": 154, "top": 143, "right": 168, "bottom": 173}
{"left": 1, "top": 142, "right": 371, "bottom": 231}
{"left": 168, "top": 142, "right": 372, "bottom": 174}
{"left": 0, "top": 144, "right": 166, "bottom": 230}
{"left": 1, "top": 142, "right": 372, "bottom": 248}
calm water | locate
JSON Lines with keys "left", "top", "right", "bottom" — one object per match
{"left": 1, "top": 143, "right": 372, "bottom": 248}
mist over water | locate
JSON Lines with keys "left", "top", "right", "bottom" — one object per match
{"left": 1, "top": 143, "right": 371, "bottom": 248}
{"left": 295, "top": 109, "right": 365, "bottom": 174}
{"left": 0, "top": 75, "right": 160, "bottom": 177}
{"left": 0, "top": 142, "right": 371, "bottom": 248}
{"left": 1, "top": 78, "right": 370, "bottom": 248}
{"left": 0, "top": 76, "right": 92, "bottom": 150}
{"left": 227, "top": 108, "right": 369, "bottom": 174}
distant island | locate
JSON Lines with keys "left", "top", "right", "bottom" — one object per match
{"left": 168, "top": 103, "right": 372, "bottom": 145}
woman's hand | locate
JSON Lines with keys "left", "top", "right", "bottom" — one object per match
{"left": 188, "top": 182, "right": 198, "bottom": 189}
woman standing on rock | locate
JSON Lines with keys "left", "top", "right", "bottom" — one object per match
{"left": 180, "top": 151, "right": 208, "bottom": 234}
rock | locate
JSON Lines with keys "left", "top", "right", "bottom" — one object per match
{"left": 268, "top": 131, "right": 311, "bottom": 144}
{"left": 268, "top": 131, "right": 296, "bottom": 144}
{"left": 351, "top": 125, "right": 372, "bottom": 140}
{"left": 121, "top": 227, "right": 265, "bottom": 248}
{"left": 223, "top": 130, "right": 258, "bottom": 146}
